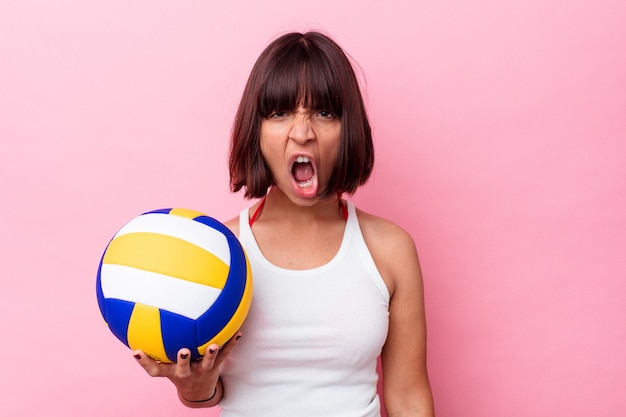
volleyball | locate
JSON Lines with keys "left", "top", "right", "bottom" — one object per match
{"left": 96, "top": 208, "right": 252, "bottom": 363}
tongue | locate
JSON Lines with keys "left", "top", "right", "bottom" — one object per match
{"left": 293, "top": 162, "right": 314, "bottom": 183}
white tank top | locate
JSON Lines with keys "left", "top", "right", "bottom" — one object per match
{"left": 219, "top": 201, "right": 390, "bottom": 417}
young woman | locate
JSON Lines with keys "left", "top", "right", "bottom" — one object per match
{"left": 134, "top": 31, "right": 434, "bottom": 417}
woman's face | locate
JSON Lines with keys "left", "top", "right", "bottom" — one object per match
{"left": 260, "top": 104, "right": 341, "bottom": 205}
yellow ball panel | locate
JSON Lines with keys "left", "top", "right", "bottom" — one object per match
{"left": 168, "top": 208, "right": 206, "bottom": 219}
{"left": 103, "top": 232, "right": 229, "bottom": 288}
{"left": 127, "top": 303, "right": 169, "bottom": 362}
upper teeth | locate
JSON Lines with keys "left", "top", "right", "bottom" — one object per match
{"left": 295, "top": 156, "right": 310, "bottom": 163}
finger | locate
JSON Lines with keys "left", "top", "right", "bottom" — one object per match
{"left": 197, "top": 343, "right": 219, "bottom": 372}
{"left": 214, "top": 332, "right": 242, "bottom": 367}
{"left": 173, "top": 348, "right": 192, "bottom": 378}
{"left": 133, "top": 350, "right": 166, "bottom": 378}
{"left": 221, "top": 331, "right": 243, "bottom": 352}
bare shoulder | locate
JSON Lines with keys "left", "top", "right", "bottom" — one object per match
{"left": 355, "top": 208, "right": 422, "bottom": 296}
{"left": 356, "top": 208, "right": 416, "bottom": 250}
{"left": 223, "top": 216, "right": 240, "bottom": 238}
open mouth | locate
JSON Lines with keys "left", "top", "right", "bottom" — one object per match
{"left": 289, "top": 155, "right": 319, "bottom": 198}
{"left": 292, "top": 155, "right": 315, "bottom": 187}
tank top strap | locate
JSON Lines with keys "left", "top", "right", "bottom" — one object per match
{"left": 238, "top": 206, "right": 253, "bottom": 246}
{"left": 345, "top": 199, "right": 356, "bottom": 224}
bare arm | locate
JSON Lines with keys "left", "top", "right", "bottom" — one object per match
{"left": 360, "top": 211, "right": 434, "bottom": 416}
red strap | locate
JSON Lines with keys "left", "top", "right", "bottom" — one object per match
{"left": 339, "top": 198, "right": 348, "bottom": 221}
{"left": 248, "top": 196, "right": 266, "bottom": 227}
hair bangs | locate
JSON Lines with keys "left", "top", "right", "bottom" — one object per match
{"left": 258, "top": 46, "right": 344, "bottom": 118}
{"left": 301, "top": 55, "right": 344, "bottom": 117}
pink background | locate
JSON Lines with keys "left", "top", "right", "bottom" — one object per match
{"left": 1, "top": 1, "right": 624, "bottom": 416}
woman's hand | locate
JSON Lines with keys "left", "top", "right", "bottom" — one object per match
{"left": 133, "top": 332, "right": 242, "bottom": 408}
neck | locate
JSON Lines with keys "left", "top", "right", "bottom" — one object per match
{"left": 252, "top": 187, "right": 345, "bottom": 226}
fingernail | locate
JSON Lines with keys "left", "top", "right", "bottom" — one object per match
{"left": 134, "top": 354, "right": 141, "bottom": 360}
{"left": 181, "top": 353, "right": 189, "bottom": 360}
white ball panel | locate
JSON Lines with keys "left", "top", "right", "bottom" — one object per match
{"left": 100, "top": 263, "right": 222, "bottom": 320}
{"left": 113, "top": 213, "right": 231, "bottom": 266}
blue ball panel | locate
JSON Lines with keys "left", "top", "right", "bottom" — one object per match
{"left": 142, "top": 208, "right": 172, "bottom": 215}
{"left": 96, "top": 256, "right": 106, "bottom": 319}
{"left": 192, "top": 215, "right": 236, "bottom": 239}
{"left": 160, "top": 310, "right": 201, "bottom": 361}
{"left": 195, "top": 231, "right": 248, "bottom": 345}
{"left": 104, "top": 298, "right": 135, "bottom": 347}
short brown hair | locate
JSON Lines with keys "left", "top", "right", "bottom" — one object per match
{"left": 229, "top": 31, "right": 374, "bottom": 199}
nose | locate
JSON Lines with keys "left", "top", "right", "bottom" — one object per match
{"left": 288, "top": 112, "right": 315, "bottom": 145}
